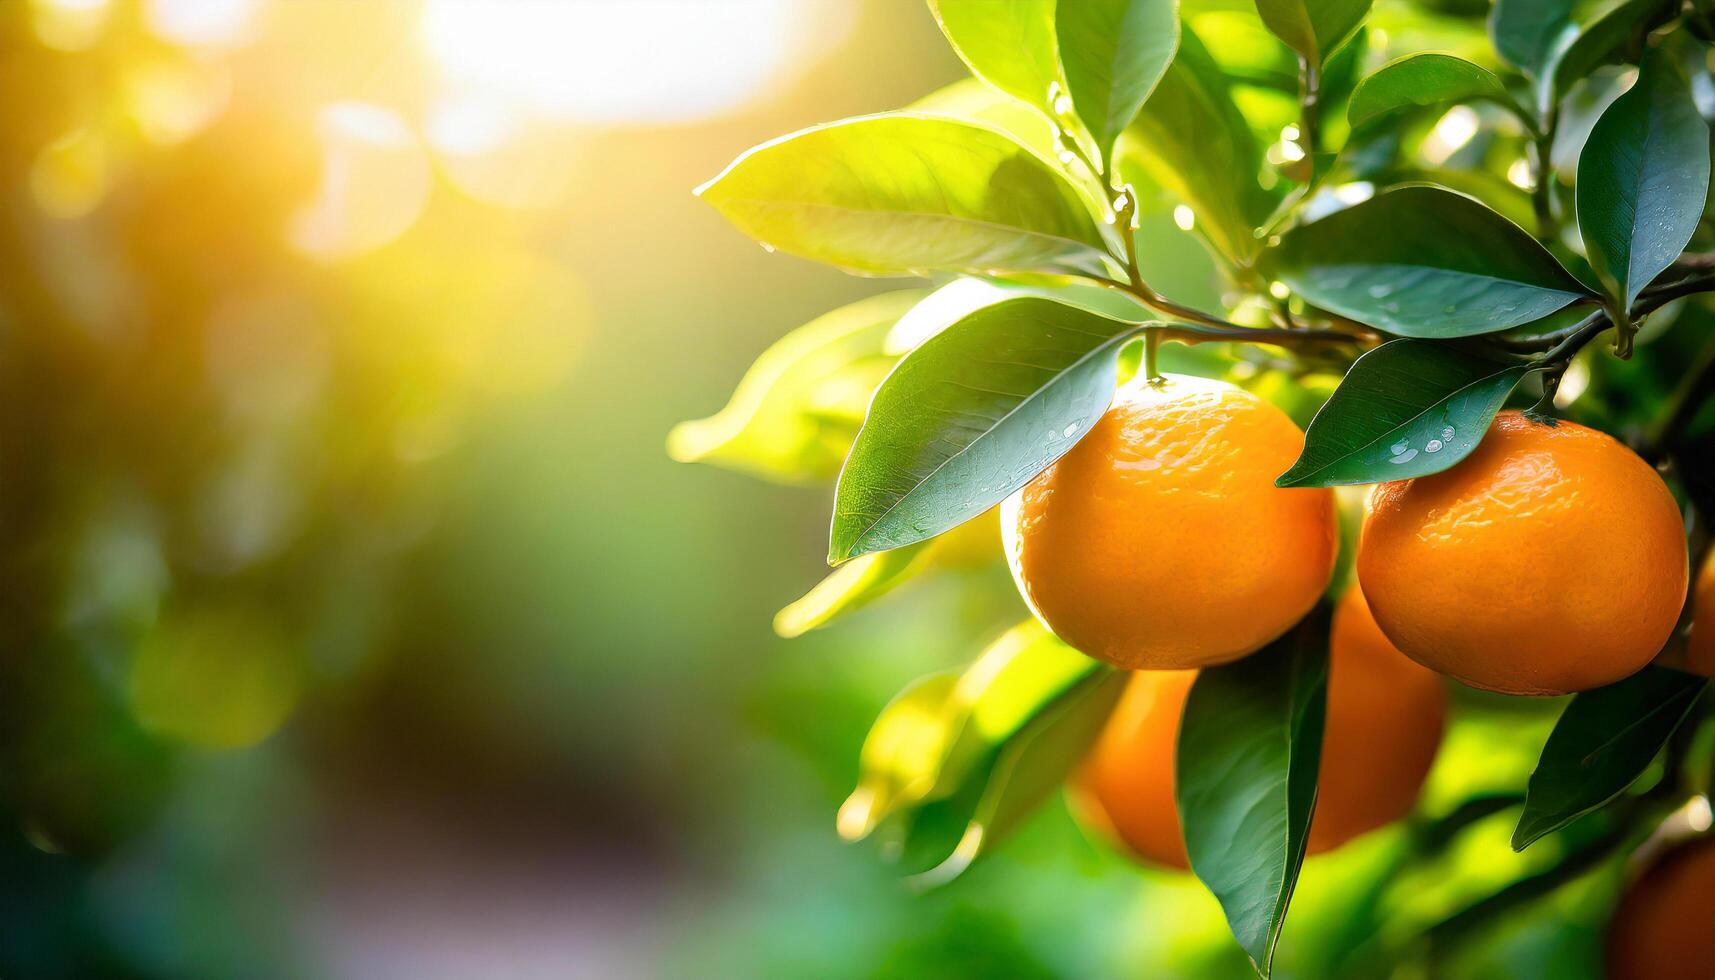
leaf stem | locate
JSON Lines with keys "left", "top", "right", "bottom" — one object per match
{"left": 1093, "top": 278, "right": 1366, "bottom": 345}
{"left": 1527, "top": 108, "right": 1560, "bottom": 241}
{"left": 1298, "top": 57, "right": 1321, "bottom": 173}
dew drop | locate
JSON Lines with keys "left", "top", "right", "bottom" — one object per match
{"left": 1441, "top": 425, "right": 1456, "bottom": 440}
{"left": 1390, "top": 440, "right": 1409, "bottom": 455}
{"left": 1062, "top": 422, "right": 1079, "bottom": 438}
{"left": 1425, "top": 439, "right": 1443, "bottom": 452}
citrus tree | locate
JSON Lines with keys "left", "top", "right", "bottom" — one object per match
{"left": 675, "top": 0, "right": 1715, "bottom": 974}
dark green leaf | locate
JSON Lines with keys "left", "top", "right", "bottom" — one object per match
{"left": 1269, "top": 185, "right": 1592, "bottom": 337}
{"left": 668, "top": 291, "right": 928, "bottom": 484}
{"left": 1540, "top": 0, "right": 1671, "bottom": 113}
{"left": 697, "top": 114, "right": 1110, "bottom": 279}
{"left": 1277, "top": 340, "right": 1530, "bottom": 487}
{"left": 1117, "top": 23, "right": 1279, "bottom": 265}
{"left": 1513, "top": 666, "right": 1708, "bottom": 850}
{"left": 929, "top": 0, "right": 1063, "bottom": 119}
{"left": 1347, "top": 53, "right": 1528, "bottom": 131}
{"left": 829, "top": 297, "right": 1144, "bottom": 563}
{"left": 1056, "top": 0, "right": 1181, "bottom": 165}
{"left": 1254, "top": 0, "right": 1370, "bottom": 67}
{"left": 1488, "top": 0, "right": 1575, "bottom": 78}
{"left": 1177, "top": 607, "right": 1331, "bottom": 977}
{"left": 1577, "top": 53, "right": 1711, "bottom": 307}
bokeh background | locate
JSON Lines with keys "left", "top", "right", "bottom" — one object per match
{"left": 0, "top": 1, "right": 1698, "bottom": 978}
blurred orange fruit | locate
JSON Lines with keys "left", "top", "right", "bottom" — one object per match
{"left": 1072, "top": 587, "right": 1445, "bottom": 868}
{"left": 1605, "top": 835, "right": 1715, "bottom": 980}
{"left": 1685, "top": 552, "right": 1715, "bottom": 677}
{"left": 1002, "top": 375, "right": 1337, "bottom": 669}
{"left": 1359, "top": 411, "right": 1686, "bottom": 696}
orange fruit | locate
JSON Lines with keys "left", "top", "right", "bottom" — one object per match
{"left": 1685, "top": 552, "right": 1715, "bottom": 677}
{"left": 1072, "top": 587, "right": 1446, "bottom": 868}
{"left": 1358, "top": 411, "right": 1687, "bottom": 696}
{"left": 1605, "top": 835, "right": 1715, "bottom": 980}
{"left": 1002, "top": 375, "right": 1337, "bottom": 670}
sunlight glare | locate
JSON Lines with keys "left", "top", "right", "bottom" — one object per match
{"left": 291, "top": 102, "right": 431, "bottom": 260}
{"left": 145, "top": 0, "right": 262, "bottom": 48}
{"left": 420, "top": 0, "right": 841, "bottom": 125}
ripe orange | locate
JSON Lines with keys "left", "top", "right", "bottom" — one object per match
{"left": 1605, "top": 835, "right": 1715, "bottom": 980}
{"left": 1685, "top": 552, "right": 1715, "bottom": 677}
{"left": 1072, "top": 587, "right": 1446, "bottom": 868}
{"left": 1003, "top": 375, "right": 1337, "bottom": 670}
{"left": 1358, "top": 411, "right": 1687, "bottom": 696}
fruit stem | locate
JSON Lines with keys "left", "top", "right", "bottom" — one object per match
{"left": 1143, "top": 327, "right": 1163, "bottom": 383}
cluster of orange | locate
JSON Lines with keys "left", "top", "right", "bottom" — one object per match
{"left": 1004, "top": 377, "right": 1711, "bottom": 968}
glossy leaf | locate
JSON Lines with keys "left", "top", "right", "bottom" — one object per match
{"left": 1347, "top": 53, "right": 1526, "bottom": 131}
{"left": 1513, "top": 666, "right": 1708, "bottom": 850}
{"left": 1540, "top": 0, "right": 1670, "bottom": 113}
{"left": 909, "top": 77, "right": 1062, "bottom": 162}
{"left": 829, "top": 297, "right": 1144, "bottom": 563}
{"left": 841, "top": 621, "right": 1122, "bottom": 881}
{"left": 885, "top": 276, "right": 1150, "bottom": 355}
{"left": 1488, "top": 0, "right": 1575, "bottom": 78}
{"left": 929, "top": 0, "right": 1063, "bottom": 119}
{"left": 1056, "top": 0, "right": 1181, "bottom": 165}
{"left": 773, "top": 540, "right": 938, "bottom": 638}
{"left": 697, "top": 114, "right": 1110, "bottom": 279}
{"left": 669, "top": 291, "right": 928, "bottom": 484}
{"left": 1269, "top": 186, "right": 1592, "bottom": 337}
{"left": 1577, "top": 54, "right": 1710, "bottom": 308}
{"left": 1178, "top": 607, "right": 1331, "bottom": 977}
{"left": 1254, "top": 0, "right": 1369, "bottom": 67}
{"left": 1277, "top": 340, "right": 1530, "bottom": 487}
{"left": 1117, "top": 23, "right": 1278, "bottom": 265}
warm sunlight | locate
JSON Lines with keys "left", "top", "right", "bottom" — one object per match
{"left": 420, "top": 0, "right": 842, "bottom": 126}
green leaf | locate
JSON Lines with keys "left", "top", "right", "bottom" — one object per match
{"left": 909, "top": 78, "right": 1063, "bottom": 162}
{"left": 1539, "top": 0, "right": 1670, "bottom": 114}
{"left": 838, "top": 671, "right": 961, "bottom": 842}
{"left": 1117, "top": 23, "right": 1279, "bottom": 266}
{"left": 1177, "top": 606, "right": 1331, "bottom": 977}
{"left": 697, "top": 114, "right": 1110, "bottom": 279}
{"left": 669, "top": 291, "right": 928, "bottom": 484}
{"left": 1347, "top": 53, "right": 1528, "bottom": 131}
{"left": 1513, "top": 666, "right": 1709, "bottom": 850}
{"left": 773, "top": 540, "right": 939, "bottom": 638}
{"left": 828, "top": 297, "right": 1144, "bottom": 563}
{"left": 842, "top": 621, "right": 1123, "bottom": 881}
{"left": 1577, "top": 53, "right": 1711, "bottom": 308}
{"left": 1254, "top": 0, "right": 1370, "bottom": 67}
{"left": 1488, "top": 0, "right": 1575, "bottom": 78}
{"left": 1056, "top": 0, "right": 1181, "bottom": 166}
{"left": 886, "top": 276, "right": 1150, "bottom": 354}
{"left": 1277, "top": 340, "right": 1530, "bottom": 487}
{"left": 1269, "top": 185, "right": 1592, "bottom": 337}
{"left": 929, "top": 0, "right": 1063, "bottom": 119}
